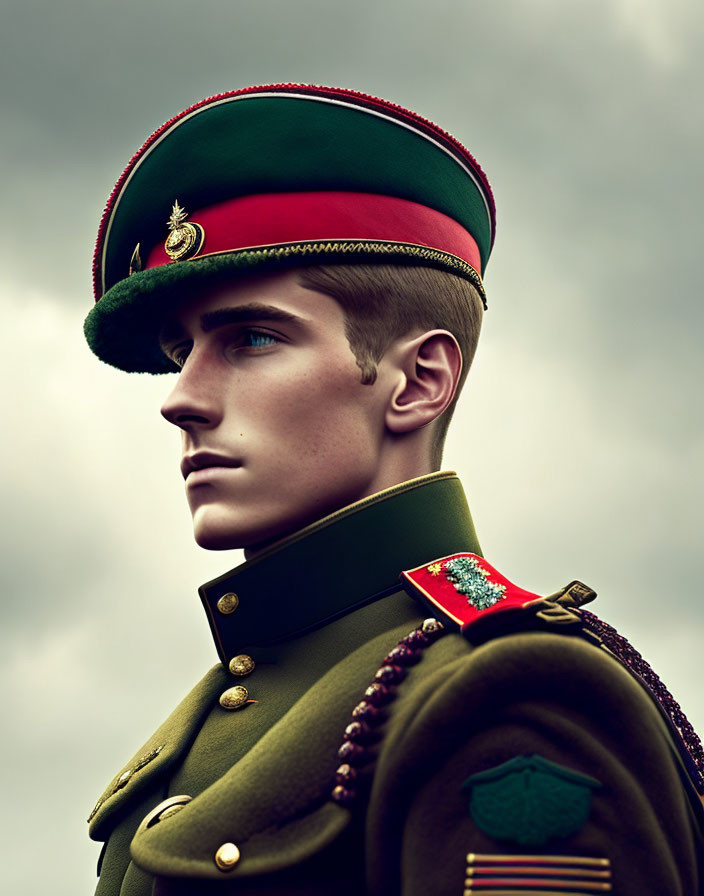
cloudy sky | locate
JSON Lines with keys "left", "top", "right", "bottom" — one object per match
{"left": 2, "top": 1, "right": 702, "bottom": 892}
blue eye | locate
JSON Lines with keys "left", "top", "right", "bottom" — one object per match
{"left": 245, "top": 331, "right": 277, "bottom": 348}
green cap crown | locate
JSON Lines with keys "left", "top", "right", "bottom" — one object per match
{"left": 86, "top": 84, "right": 496, "bottom": 373}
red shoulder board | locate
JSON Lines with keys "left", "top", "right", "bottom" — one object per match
{"left": 401, "top": 553, "right": 544, "bottom": 633}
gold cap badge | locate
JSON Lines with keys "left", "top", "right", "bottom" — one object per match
{"left": 164, "top": 201, "right": 205, "bottom": 262}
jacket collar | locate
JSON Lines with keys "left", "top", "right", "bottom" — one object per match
{"left": 89, "top": 472, "right": 480, "bottom": 839}
{"left": 199, "top": 471, "right": 481, "bottom": 665}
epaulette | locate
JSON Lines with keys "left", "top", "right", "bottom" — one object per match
{"left": 401, "top": 552, "right": 596, "bottom": 645}
{"left": 400, "top": 552, "right": 704, "bottom": 798}
{"left": 331, "top": 555, "right": 598, "bottom": 809}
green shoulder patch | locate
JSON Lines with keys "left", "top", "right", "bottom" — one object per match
{"left": 461, "top": 754, "right": 602, "bottom": 847}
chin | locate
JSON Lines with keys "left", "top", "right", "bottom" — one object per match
{"left": 193, "top": 528, "right": 242, "bottom": 551}
{"left": 190, "top": 490, "right": 366, "bottom": 553}
{"left": 192, "top": 509, "right": 285, "bottom": 552}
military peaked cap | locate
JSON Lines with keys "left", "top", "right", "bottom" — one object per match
{"left": 85, "top": 84, "right": 496, "bottom": 373}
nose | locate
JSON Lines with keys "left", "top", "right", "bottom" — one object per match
{"left": 160, "top": 354, "right": 221, "bottom": 431}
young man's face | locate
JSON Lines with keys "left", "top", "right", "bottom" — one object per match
{"left": 159, "top": 269, "right": 393, "bottom": 552}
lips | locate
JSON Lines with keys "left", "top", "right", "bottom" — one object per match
{"left": 181, "top": 452, "right": 241, "bottom": 480}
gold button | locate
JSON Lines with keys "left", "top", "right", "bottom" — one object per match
{"left": 215, "top": 841, "right": 240, "bottom": 871}
{"left": 137, "top": 795, "right": 192, "bottom": 833}
{"left": 228, "top": 654, "right": 255, "bottom": 677}
{"left": 219, "top": 685, "right": 249, "bottom": 710}
{"left": 217, "top": 592, "right": 239, "bottom": 614}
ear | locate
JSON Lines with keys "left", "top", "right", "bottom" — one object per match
{"left": 385, "top": 330, "right": 463, "bottom": 434}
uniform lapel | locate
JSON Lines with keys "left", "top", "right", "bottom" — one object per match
{"left": 129, "top": 618, "right": 423, "bottom": 879}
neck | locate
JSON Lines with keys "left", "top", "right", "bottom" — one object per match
{"left": 244, "top": 453, "right": 436, "bottom": 561}
{"left": 200, "top": 472, "right": 480, "bottom": 663}
{"left": 363, "top": 448, "right": 436, "bottom": 501}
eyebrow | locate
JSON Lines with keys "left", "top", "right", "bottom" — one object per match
{"left": 200, "top": 303, "right": 302, "bottom": 333}
{"left": 160, "top": 302, "right": 304, "bottom": 348}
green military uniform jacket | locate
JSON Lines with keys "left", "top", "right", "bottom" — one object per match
{"left": 89, "top": 473, "right": 704, "bottom": 895}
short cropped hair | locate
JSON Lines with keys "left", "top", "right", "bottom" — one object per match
{"left": 298, "top": 264, "right": 484, "bottom": 467}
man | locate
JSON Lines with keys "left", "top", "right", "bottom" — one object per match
{"left": 85, "top": 85, "right": 704, "bottom": 895}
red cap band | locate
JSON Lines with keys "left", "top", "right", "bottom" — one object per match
{"left": 145, "top": 191, "right": 482, "bottom": 275}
